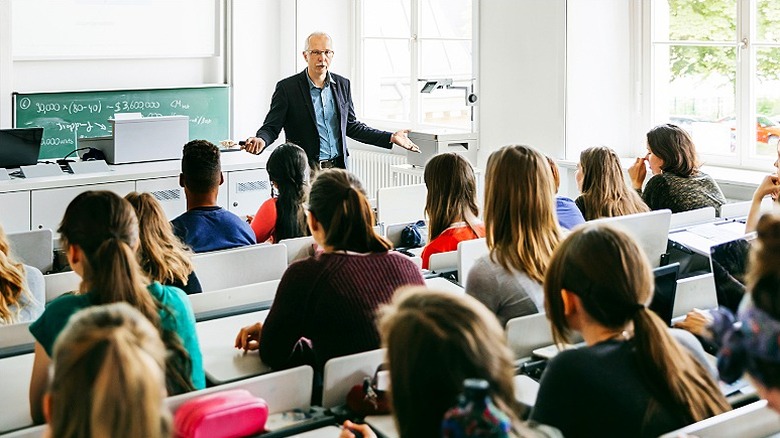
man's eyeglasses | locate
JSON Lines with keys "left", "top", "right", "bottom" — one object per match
{"left": 307, "top": 50, "right": 334, "bottom": 57}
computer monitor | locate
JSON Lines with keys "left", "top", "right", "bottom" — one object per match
{"left": 0, "top": 128, "right": 43, "bottom": 168}
{"left": 649, "top": 262, "right": 680, "bottom": 326}
{"left": 590, "top": 209, "right": 672, "bottom": 268}
{"left": 710, "top": 237, "right": 753, "bottom": 313}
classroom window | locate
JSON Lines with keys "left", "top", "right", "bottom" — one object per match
{"left": 357, "top": 0, "right": 475, "bottom": 130}
{"left": 650, "top": 0, "right": 780, "bottom": 168}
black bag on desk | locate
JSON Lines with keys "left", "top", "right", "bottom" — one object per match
{"left": 400, "top": 220, "right": 427, "bottom": 248}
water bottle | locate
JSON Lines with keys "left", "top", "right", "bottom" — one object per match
{"left": 441, "top": 378, "right": 512, "bottom": 437}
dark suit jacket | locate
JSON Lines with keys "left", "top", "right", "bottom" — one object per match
{"left": 255, "top": 69, "right": 392, "bottom": 166}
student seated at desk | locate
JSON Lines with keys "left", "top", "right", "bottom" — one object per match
{"left": 530, "top": 223, "right": 729, "bottom": 438}
{"left": 574, "top": 146, "right": 648, "bottom": 220}
{"left": 676, "top": 213, "right": 780, "bottom": 413}
{"left": 234, "top": 170, "right": 424, "bottom": 373}
{"left": 746, "top": 140, "right": 780, "bottom": 233}
{"left": 420, "top": 153, "right": 484, "bottom": 270}
{"left": 44, "top": 303, "right": 171, "bottom": 438}
{"left": 628, "top": 124, "right": 726, "bottom": 214}
{"left": 248, "top": 142, "right": 311, "bottom": 243}
{"left": 29, "top": 191, "right": 204, "bottom": 424}
{"left": 171, "top": 140, "right": 256, "bottom": 252}
{"left": 0, "top": 224, "right": 44, "bottom": 324}
{"left": 340, "top": 288, "right": 561, "bottom": 438}
{"left": 465, "top": 145, "right": 561, "bottom": 327}
{"left": 126, "top": 192, "right": 202, "bottom": 295}
{"left": 546, "top": 156, "right": 585, "bottom": 230}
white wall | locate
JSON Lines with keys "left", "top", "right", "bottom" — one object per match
{"left": 566, "top": 0, "right": 633, "bottom": 159}
{"left": 477, "top": 0, "right": 567, "bottom": 168}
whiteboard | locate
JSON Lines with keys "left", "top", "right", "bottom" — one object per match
{"left": 11, "top": 0, "right": 219, "bottom": 60}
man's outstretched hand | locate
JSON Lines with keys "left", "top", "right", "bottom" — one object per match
{"left": 391, "top": 129, "right": 420, "bottom": 153}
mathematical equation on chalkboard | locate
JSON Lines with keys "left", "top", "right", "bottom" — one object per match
{"left": 14, "top": 87, "right": 229, "bottom": 159}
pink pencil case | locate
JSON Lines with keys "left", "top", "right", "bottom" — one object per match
{"left": 174, "top": 389, "right": 269, "bottom": 438}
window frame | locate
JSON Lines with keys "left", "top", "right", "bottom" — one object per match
{"left": 353, "top": 0, "right": 479, "bottom": 132}
{"left": 644, "top": 0, "right": 780, "bottom": 171}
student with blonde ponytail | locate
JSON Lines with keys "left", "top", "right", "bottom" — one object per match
{"left": 125, "top": 192, "right": 202, "bottom": 295}
{"left": 29, "top": 191, "right": 204, "bottom": 424}
{"left": 531, "top": 223, "right": 729, "bottom": 437}
{"left": 235, "top": 169, "right": 424, "bottom": 373}
{"left": 465, "top": 145, "right": 561, "bottom": 326}
{"left": 45, "top": 302, "right": 171, "bottom": 438}
{"left": 0, "top": 224, "right": 44, "bottom": 324}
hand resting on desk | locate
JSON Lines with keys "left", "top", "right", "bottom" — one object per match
{"left": 673, "top": 308, "right": 714, "bottom": 339}
{"left": 235, "top": 322, "right": 263, "bottom": 352}
{"left": 339, "top": 420, "right": 375, "bottom": 438}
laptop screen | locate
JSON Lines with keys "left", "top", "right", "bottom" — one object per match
{"left": 0, "top": 128, "right": 43, "bottom": 168}
{"left": 710, "top": 237, "right": 752, "bottom": 313}
{"left": 649, "top": 262, "right": 680, "bottom": 326}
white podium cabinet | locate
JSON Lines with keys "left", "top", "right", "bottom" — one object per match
{"left": 0, "top": 191, "right": 31, "bottom": 233}
{"left": 135, "top": 177, "right": 186, "bottom": 220}
{"left": 31, "top": 181, "right": 136, "bottom": 233}
{"left": 226, "top": 169, "right": 270, "bottom": 218}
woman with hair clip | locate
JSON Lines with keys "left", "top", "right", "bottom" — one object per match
{"left": 0, "top": 224, "right": 44, "bottom": 324}
{"left": 29, "top": 191, "right": 204, "bottom": 424}
{"left": 530, "top": 223, "right": 730, "bottom": 438}
{"left": 235, "top": 169, "right": 424, "bottom": 372}
{"left": 249, "top": 142, "right": 311, "bottom": 243}
{"left": 125, "top": 192, "right": 202, "bottom": 295}
{"left": 574, "top": 146, "right": 649, "bottom": 220}
{"left": 628, "top": 123, "right": 726, "bottom": 213}
{"left": 341, "top": 288, "right": 561, "bottom": 438}
{"left": 464, "top": 145, "right": 561, "bottom": 327}
{"left": 44, "top": 302, "right": 171, "bottom": 438}
{"left": 420, "top": 153, "right": 484, "bottom": 270}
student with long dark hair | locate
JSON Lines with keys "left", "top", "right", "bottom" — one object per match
{"left": 29, "top": 191, "right": 204, "bottom": 423}
{"left": 628, "top": 124, "right": 726, "bottom": 213}
{"left": 420, "top": 153, "right": 484, "bottom": 269}
{"left": 249, "top": 143, "right": 310, "bottom": 243}
{"left": 235, "top": 170, "right": 424, "bottom": 372}
{"left": 531, "top": 223, "right": 729, "bottom": 437}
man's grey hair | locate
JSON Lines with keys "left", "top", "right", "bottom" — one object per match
{"left": 305, "top": 32, "right": 333, "bottom": 51}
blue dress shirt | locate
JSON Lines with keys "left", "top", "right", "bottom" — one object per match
{"left": 306, "top": 70, "right": 341, "bottom": 160}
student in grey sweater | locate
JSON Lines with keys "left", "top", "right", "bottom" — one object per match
{"left": 464, "top": 145, "right": 562, "bottom": 326}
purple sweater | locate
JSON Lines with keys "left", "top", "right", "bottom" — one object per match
{"left": 259, "top": 251, "right": 424, "bottom": 371}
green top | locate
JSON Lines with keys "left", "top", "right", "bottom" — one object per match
{"left": 30, "top": 281, "right": 205, "bottom": 390}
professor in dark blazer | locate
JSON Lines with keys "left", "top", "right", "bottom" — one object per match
{"left": 244, "top": 32, "right": 419, "bottom": 169}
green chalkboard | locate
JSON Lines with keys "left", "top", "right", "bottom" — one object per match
{"left": 13, "top": 86, "right": 230, "bottom": 159}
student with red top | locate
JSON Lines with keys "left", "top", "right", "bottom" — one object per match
{"left": 234, "top": 169, "right": 424, "bottom": 373}
{"left": 248, "top": 143, "right": 311, "bottom": 243}
{"left": 420, "top": 153, "right": 484, "bottom": 269}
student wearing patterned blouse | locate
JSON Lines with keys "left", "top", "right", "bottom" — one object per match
{"left": 628, "top": 124, "right": 726, "bottom": 213}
